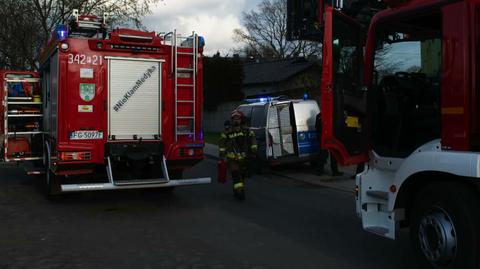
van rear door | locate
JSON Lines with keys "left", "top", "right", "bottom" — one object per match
{"left": 293, "top": 101, "right": 320, "bottom": 157}
{"left": 267, "top": 102, "right": 296, "bottom": 159}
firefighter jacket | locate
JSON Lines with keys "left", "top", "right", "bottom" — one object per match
{"left": 219, "top": 126, "right": 257, "bottom": 161}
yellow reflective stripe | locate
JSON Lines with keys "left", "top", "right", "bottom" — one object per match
{"left": 225, "top": 152, "right": 246, "bottom": 160}
{"left": 219, "top": 148, "right": 226, "bottom": 152}
{"left": 228, "top": 132, "right": 246, "bottom": 139}
{"left": 251, "top": 145, "right": 258, "bottom": 150}
{"left": 233, "top": 182, "right": 244, "bottom": 190}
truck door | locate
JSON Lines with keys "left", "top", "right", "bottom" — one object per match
{"left": 320, "top": 7, "right": 369, "bottom": 165}
{"left": 268, "top": 102, "right": 296, "bottom": 159}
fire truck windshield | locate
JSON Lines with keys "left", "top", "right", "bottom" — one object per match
{"left": 371, "top": 12, "right": 442, "bottom": 157}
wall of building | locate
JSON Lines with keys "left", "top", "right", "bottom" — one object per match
{"left": 241, "top": 66, "right": 322, "bottom": 102}
{"left": 202, "top": 101, "right": 244, "bottom": 133}
{"left": 279, "top": 66, "right": 322, "bottom": 101}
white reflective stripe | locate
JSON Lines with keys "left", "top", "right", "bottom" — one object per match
{"left": 105, "top": 56, "right": 165, "bottom": 62}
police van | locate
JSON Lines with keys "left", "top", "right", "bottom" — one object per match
{"left": 236, "top": 98, "right": 321, "bottom": 166}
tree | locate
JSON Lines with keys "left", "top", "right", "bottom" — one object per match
{"left": 0, "top": 0, "right": 43, "bottom": 69}
{"left": 203, "top": 53, "right": 244, "bottom": 111}
{"left": 0, "top": 0, "right": 160, "bottom": 70}
{"left": 234, "top": 0, "right": 321, "bottom": 60}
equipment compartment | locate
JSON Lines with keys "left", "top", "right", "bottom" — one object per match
{"left": 0, "top": 71, "right": 43, "bottom": 162}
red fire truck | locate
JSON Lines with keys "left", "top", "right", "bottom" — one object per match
{"left": 4, "top": 10, "right": 211, "bottom": 194}
{"left": 289, "top": 0, "right": 480, "bottom": 267}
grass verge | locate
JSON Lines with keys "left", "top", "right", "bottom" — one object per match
{"left": 204, "top": 132, "right": 220, "bottom": 145}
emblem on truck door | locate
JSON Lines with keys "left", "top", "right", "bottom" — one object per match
{"left": 80, "top": 83, "right": 96, "bottom": 102}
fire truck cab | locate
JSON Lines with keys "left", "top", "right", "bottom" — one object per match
{"left": 37, "top": 10, "right": 210, "bottom": 194}
{"left": 289, "top": 0, "right": 480, "bottom": 267}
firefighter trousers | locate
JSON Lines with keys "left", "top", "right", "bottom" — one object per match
{"left": 228, "top": 160, "right": 247, "bottom": 197}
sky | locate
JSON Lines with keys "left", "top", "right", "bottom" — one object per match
{"left": 144, "top": 0, "right": 262, "bottom": 56}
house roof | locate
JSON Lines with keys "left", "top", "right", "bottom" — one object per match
{"left": 243, "top": 58, "right": 317, "bottom": 85}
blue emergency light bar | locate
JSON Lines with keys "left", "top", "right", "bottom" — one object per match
{"left": 245, "top": 96, "right": 279, "bottom": 103}
{"left": 199, "top": 36, "right": 206, "bottom": 48}
{"left": 56, "top": 25, "right": 69, "bottom": 41}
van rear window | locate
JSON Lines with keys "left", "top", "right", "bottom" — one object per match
{"left": 251, "top": 107, "right": 266, "bottom": 127}
{"left": 238, "top": 106, "right": 252, "bottom": 125}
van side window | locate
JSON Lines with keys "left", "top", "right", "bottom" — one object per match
{"left": 238, "top": 106, "right": 252, "bottom": 126}
{"left": 251, "top": 107, "right": 266, "bottom": 128}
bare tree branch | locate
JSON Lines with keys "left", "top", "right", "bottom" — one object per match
{"left": 0, "top": 0, "right": 162, "bottom": 70}
{"left": 234, "top": 0, "right": 321, "bottom": 60}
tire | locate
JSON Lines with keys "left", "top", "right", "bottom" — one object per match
{"left": 410, "top": 182, "right": 480, "bottom": 269}
{"left": 162, "top": 169, "right": 183, "bottom": 193}
{"left": 169, "top": 169, "right": 183, "bottom": 180}
{"left": 43, "top": 141, "right": 60, "bottom": 196}
{"left": 45, "top": 166, "right": 61, "bottom": 196}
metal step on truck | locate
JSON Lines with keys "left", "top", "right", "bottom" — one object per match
{"left": 1, "top": 9, "right": 211, "bottom": 195}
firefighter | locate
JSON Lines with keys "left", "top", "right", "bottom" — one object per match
{"left": 219, "top": 110, "right": 257, "bottom": 200}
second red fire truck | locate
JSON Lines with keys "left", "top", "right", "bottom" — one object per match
{"left": 0, "top": 10, "right": 211, "bottom": 194}
{"left": 289, "top": 0, "right": 480, "bottom": 268}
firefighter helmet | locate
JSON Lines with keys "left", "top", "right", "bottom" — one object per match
{"left": 231, "top": 109, "right": 244, "bottom": 119}
{"left": 231, "top": 109, "right": 245, "bottom": 124}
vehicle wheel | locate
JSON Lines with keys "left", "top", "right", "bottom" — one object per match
{"left": 44, "top": 142, "right": 60, "bottom": 196}
{"left": 169, "top": 169, "right": 183, "bottom": 180}
{"left": 45, "top": 166, "right": 61, "bottom": 196}
{"left": 163, "top": 169, "right": 183, "bottom": 193}
{"left": 410, "top": 182, "right": 480, "bottom": 269}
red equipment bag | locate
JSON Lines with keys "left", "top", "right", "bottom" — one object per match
{"left": 217, "top": 160, "right": 227, "bottom": 183}
{"left": 7, "top": 138, "right": 30, "bottom": 157}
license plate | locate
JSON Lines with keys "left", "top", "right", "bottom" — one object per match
{"left": 69, "top": 131, "right": 104, "bottom": 140}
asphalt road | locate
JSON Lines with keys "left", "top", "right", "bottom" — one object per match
{"left": 0, "top": 159, "right": 416, "bottom": 269}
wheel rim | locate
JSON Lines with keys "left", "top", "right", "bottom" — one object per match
{"left": 418, "top": 206, "right": 457, "bottom": 267}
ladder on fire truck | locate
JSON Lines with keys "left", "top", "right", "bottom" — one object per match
{"left": 167, "top": 30, "right": 199, "bottom": 141}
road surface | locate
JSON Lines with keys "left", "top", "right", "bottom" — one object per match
{"left": 0, "top": 159, "right": 416, "bottom": 269}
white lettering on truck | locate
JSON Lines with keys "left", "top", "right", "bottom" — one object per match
{"left": 113, "top": 66, "right": 157, "bottom": 112}
{"left": 68, "top": 54, "right": 103, "bottom": 66}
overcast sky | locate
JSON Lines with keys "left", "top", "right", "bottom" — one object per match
{"left": 144, "top": 0, "right": 262, "bottom": 56}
